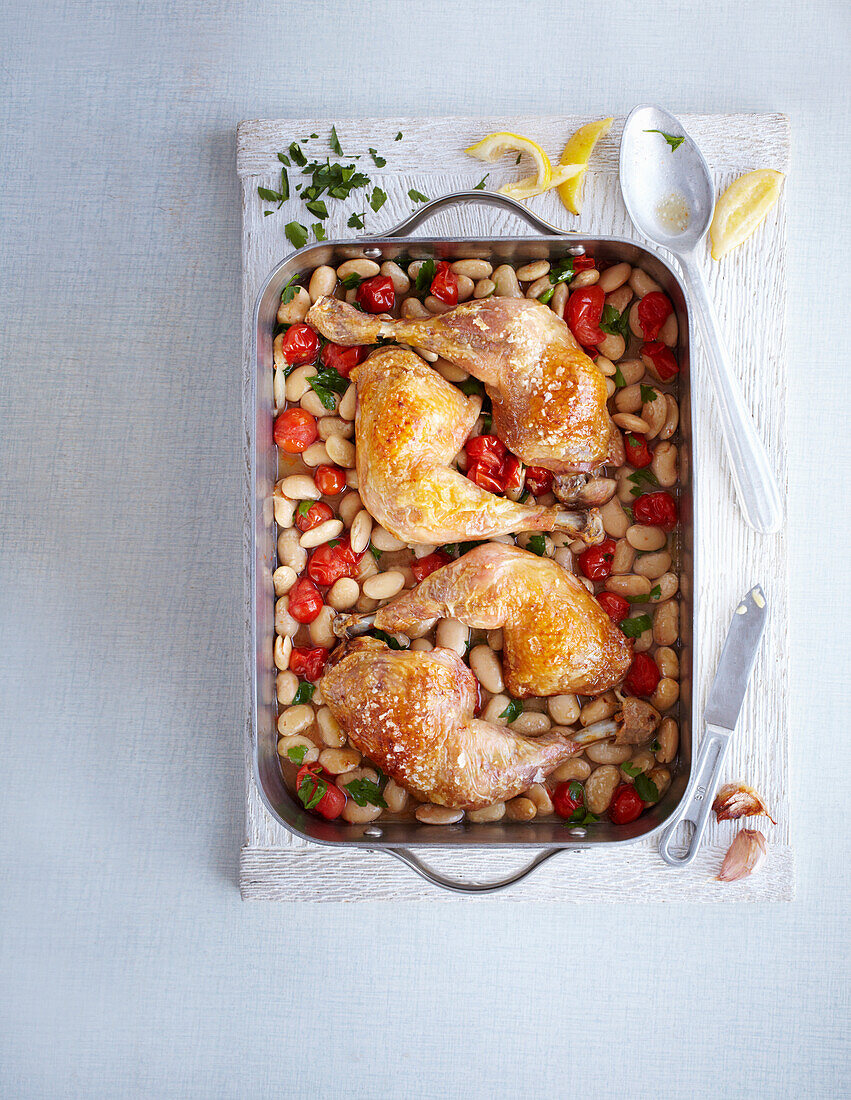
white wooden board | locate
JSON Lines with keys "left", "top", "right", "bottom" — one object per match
{"left": 238, "top": 114, "right": 792, "bottom": 901}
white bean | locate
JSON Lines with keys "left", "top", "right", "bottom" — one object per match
{"left": 318, "top": 416, "right": 353, "bottom": 441}
{"left": 380, "top": 260, "right": 410, "bottom": 294}
{"left": 492, "top": 264, "right": 523, "bottom": 297}
{"left": 308, "top": 265, "right": 337, "bottom": 302}
{"left": 629, "top": 267, "right": 662, "bottom": 298}
{"left": 319, "top": 747, "right": 361, "bottom": 775}
{"left": 299, "top": 518, "right": 344, "bottom": 548}
{"left": 548, "top": 694, "right": 580, "bottom": 725}
{"left": 653, "top": 601, "right": 679, "bottom": 645}
{"left": 598, "top": 262, "right": 631, "bottom": 293}
{"left": 580, "top": 694, "right": 617, "bottom": 726}
{"left": 338, "top": 385, "right": 357, "bottom": 421}
{"left": 456, "top": 274, "right": 475, "bottom": 301}
{"left": 415, "top": 805, "right": 464, "bottom": 825}
{"left": 597, "top": 333, "right": 625, "bottom": 361}
{"left": 285, "top": 364, "right": 317, "bottom": 402}
{"left": 516, "top": 260, "right": 550, "bottom": 282}
{"left": 505, "top": 796, "right": 537, "bottom": 821}
{"left": 325, "top": 434, "right": 355, "bottom": 468}
{"left": 424, "top": 295, "right": 453, "bottom": 315}
{"left": 277, "top": 528, "right": 307, "bottom": 573}
{"left": 585, "top": 741, "right": 632, "bottom": 765}
{"left": 481, "top": 693, "right": 510, "bottom": 725}
{"left": 301, "top": 441, "right": 329, "bottom": 467}
{"left": 273, "top": 565, "right": 298, "bottom": 597}
{"left": 371, "top": 526, "right": 405, "bottom": 551}
{"left": 308, "top": 607, "right": 336, "bottom": 648}
{"left": 362, "top": 571, "right": 405, "bottom": 600}
{"left": 316, "top": 706, "right": 346, "bottom": 747}
{"left": 474, "top": 277, "right": 496, "bottom": 299}
{"left": 552, "top": 758, "right": 591, "bottom": 782}
{"left": 512, "top": 712, "right": 551, "bottom": 735}
{"left": 338, "top": 491, "right": 363, "bottom": 526}
{"left": 273, "top": 634, "right": 292, "bottom": 671}
{"left": 327, "top": 577, "right": 359, "bottom": 610}
{"left": 634, "top": 550, "right": 671, "bottom": 579}
{"left": 277, "top": 704, "right": 314, "bottom": 736}
{"left": 280, "top": 473, "right": 320, "bottom": 501}
{"left": 384, "top": 779, "right": 410, "bottom": 813}
{"left": 277, "top": 287, "right": 311, "bottom": 325}
{"left": 277, "top": 734, "right": 319, "bottom": 764}
{"left": 349, "top": 509, "right": 373, "bottom": 554}
{"left": 469, "top": 645, "right": 504, "bottom": 694}
{"left": 451, "top": 259, "right": 492, "bottom": 279}
{"left": 276, "top": 670, "right": 299, "bottom": 706}
{"left": 584, "top": 764, "right": 621, "bottom": 814}
{"left": 655, "top": 717, "right": 679, "bottom": 763}
{"left": 467, "top": 802, "right": 506, "bottom": 822}
{"left": 626, "top": 524, "right": 667, "bottom": 552}
{"left": 570, "top": 269, "right": 600, "bottom": 288}
{"left": 337, "top": 258, "right": 379, "bottom": 280}
{"left": 435, "top": 618, "right": 468, "bottom": 657}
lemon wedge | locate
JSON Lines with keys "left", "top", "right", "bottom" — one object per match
{"left": 499, "top": 163, "right": 584, "bottom": 200}
{"left": 466, "top": 132, "right": 553, "bottom": 192}
{"left": 557, "top": 117, "right": 613, "bottom": 215}
{"left": 709, "top": 169, "right": 785, "bottom": 259}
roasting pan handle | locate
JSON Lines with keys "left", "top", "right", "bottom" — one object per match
{"left": 380, "top": 190, "right": 579, "bottom": 239}
{"left": 383, "top": 846, "right": 562, "bottom": 895}
{"left": 657, "top": 727, "right": 731, "bottom": 867}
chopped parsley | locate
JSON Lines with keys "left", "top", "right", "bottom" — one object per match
{"left": 620, "top": 613, "right": 652, "bottom": 638}
{"left": 347, "top": 211, "right": 366, "bottom": 229}
{"left": 640, "top": 384, "right": 658, "bottom": 403}
{"left": 633, "top": 772, "right": 660, "bottom": 802}
{"left": 286, "top": 744, "right": 308, "bottom": 765}
{"left": 370, "top": 187, "right": 387, "bottom": 212}
{"left": 370, "top": 629, "right": 408, "bottom": 650}
{"left": 549, "top": 257, "right": 576, "bottom": 285}
{"left": 344, "top": 777, "right": 388, "bottom": 808}
{"left": 473, "top": 174, "right": 489, "bottom": 190}
{"left": 329, "top": 126, "right": 343, "bottom": 156}
{"left": 621, "top": 760, "right": 642, "bottom": 778}
{"left": 613, "top": 365, "right": 626, "bottom": 388}
{"left": 644, "top": 129, "right": 685, "bottom": 152}
{"left": 438, "top": 540, "right": 485, "bottom": 557}
{"left": 280, "top": 274, "right": 301, "bottom": 306}
{"left": 627, "top": 469, "right": 660, "bottom": 497}
{"left": 414, "top": 258, "right": 436, "bottom": 296}
{"left": 285, "top": 221, "right": 308, "bottom": 249}
{"left": 298, "top": 771, "right": 327, "bottom": 810}
{"left": 289, "top": 141, "right": 307, "bottom": 167}
{"left": 296, "top": 501, "right": 313, "bottom": 518}
{"left": 308, "top": 365, "right": 350, "bottom": 409}
{"left": 408, "top": 188, "right": 430, "bottom": 204}
{"left": 649, "top": 738, "right": 661, "bottom": 753}
{"left": 368, "top": 148, "right": 386, "bottom": 168}
{"left": 458, "top": 376, "right": 485, "bottom": 397}
{"left": 538, "top": 285, "right": 555, "bottom": 304}
{"left": 312, "top": 223, "right": 326, "bottom": 241}
{"left": 368, "top": 543, "right": 381, "bottom": 561}
{"left": 305, "top": 198, "right": 328, "bottom": 220}
{"left": 277, "top": 152, "right": 291, "bottom": 167}
{"left": 526, "top": 534, "right": 548, "bottom": 556}
{"left": 599, "top": 304, "right": 630, "bottom": 341}
{"left": 499, "top": 699, "right": 524, "bottom": 723}
{"left": 624, "top": 585, "right": 662, "bottom": 603}
{"left": 341, "top": 272, "right": 362, "bottom": 290}
{"left": 292, "top": 681, "right": 316, "bottom": 705}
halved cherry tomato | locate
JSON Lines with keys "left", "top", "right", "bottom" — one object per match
{"left": 295, "top": 501, "right": 334, "bottom": 533}
{"left": 289, "top": 646, "right": 329, "bottom": 682}
{"left": 636, "top": 292, "right": 673, "bottom": 341}
{"left": 641, "top": 341, "right": 679, "bottom": 381}
{"left": 578, "top": 538, "right": 617, "bottom": 580}
{"left": 274, "top": 408, "right": 318, "bottom": 453}
{"left": 320, "top": 342, "right": 366, "bottom": 378}
{"left": 430, "top": 261, "right": 459, "bottom": 305}
{"left": 500, "top": 455, "right": 525, "bottom": 495}
{"left": 279, "top": 323, "right": 320, "bottom": 365}
{"left": 633, "top": 490, "right": 678, "bottom": 531}
{"left": 356, "top": 275, "right": 395, "bottom": 313}
{"left": 626, "top": 652, "right": 661, "bottom": 697}
{"left": 411, "top": 551, "right": 451, "bottom": 582}
{"left": 467, "top": 460, "right": 504, "bottom": 494}
{"left": 566, "top": 285, "right": 606, "bottom": 346}
{"left": 552, "top": 781, "right": 584, "bottom": 819}
{"left": 572, "top": 255, "right": 596, "bottom": 273}
{"left": 609, "top": 783, "right": 644, "bottom": 824}
{"left": 307, "top": 538, "right": 362, "bottom": 586}
{"left": 524, "top": 466, "right": 553, "bottom": 496}
{"left": 624, "top": 433, "right": 653, "bottom": 468}
{"left": 288, "top": 577, "right": 323, "bottom": 624}
{"left": 597, "top": 591, "right": 630, "bottom": 623}
{"left": 296, "top": 763, "right": 346, "bottom": 820}
{"left": 314, "top": 464, "right": 347, "bottom": 496}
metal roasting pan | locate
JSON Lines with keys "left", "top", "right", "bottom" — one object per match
{"left": 248, "top": 191, "right": 698, "bottom": 894}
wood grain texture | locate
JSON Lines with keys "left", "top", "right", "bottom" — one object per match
{"left": 240, "top": 114, "right": 792, "bottom": 900}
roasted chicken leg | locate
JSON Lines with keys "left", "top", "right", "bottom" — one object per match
{"left": 321, "top": 638, "right": 580, "bottom": 809}
{"left": 341, "top": 542, "right": 632, "bottom": 698}
{"left": 307, "top": 295, "right": 611, "bottom": 472}
{"left": 346, "top": 346, "right": 603, "bottom": 545}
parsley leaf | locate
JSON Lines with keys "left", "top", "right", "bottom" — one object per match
{"left": 292, "top": 681, "right": 316, "bottom": 705}
{"left": 644, "top": 129, "right": 685, "bottom": 152}
{"left": 258, "top": 186, "right": 284, "bottom": 202}
{"left": 296, "top": 500, "right": 313, "bottom": 518}
{"left": 568, "top": 780, "right": 584, "bottom": 801}
{"left": 408, "top": 188, "right": 429, "bottom": 203}
{"left": 549, "top": 257, "right": 576, "bottom": 285}
{"left": 286, "top": 744, "right": 308, "bottom": 765}
{"left": 621, "top": 760, "right": 642, "bottom": 778}
{"left": 414, "top": 258, "right": 436, "bottom": 296}
{"left": 538, "top": 285, "right": 555, "bottom": 304}
{"left": 458, "top": 376, "right": 485, "bottom": 397}
{"left": 526, "top": 534, "right": 548, "bottom": 556}
{"left": 277, "top": 152, "right": 291, "bottom": 167}
{"left": 649, "top": 738, "right": 661, "bottom": 753}
{"left": 620, "top": 613, "right": 652, "bottom": 638}
{"left": 285, "top": 221, "right": 308, "bottom": 249}
{"left": 289, "top": 142, "right": 307, "bottom": 167}
{"left": 624, "top": 585, "right": 662, "bottom": 604}
{"left": 312, "top": 223, "right": 326, "bottom": 241}
{"left": 341, "top": 272, "right": 362, "bottom": 290}
{"left": 344, "top": 777, "right": 388, "bottom": 809}
{"left": 613, "top": 365, "right": 626, "bottom": 388}
{"left": 368, "top": 543, "right": 381, "bottom": 560}
{"left": 368, "top": 148, "right": 386, "bottom": 167}
{"left": 370, "top": 629, "right": 408, "bottom": 650}
{"left": 499, "top": 699, "right": 524, "bottom": 723}
{"left": 308, "top": 365, "right": 350, "bottom": 409}
{"left": 599, "top": 304, "right": 630, "bottom": 340}
{"left": 370, "top": 187, "right": 387, "bottom": 212}
{"left": 515, "top": 153, "right": 522, "bottom": 164}
{"left": 473, "top": 174, "right": 489, "bottom": 190}
{"left": 395, "top": 131, "right": 403, "bottom": 141}
{"left": 329, "top": 126, "right": 343, "bottom": 156}
{"left": 634, "top": 773, "right": 660, "bottom": 801}
{"left": 640, "top": 384, "right": 658, "bottom": 403}
{"left": 298, "top": 772, "right": 326, "bottom": 810}
{"left": 280, "top": 274, "right": 301, "bottom": 306}
{"left": 347, "top": 211, "right": 365, "bottom": 229}
{"left": 305, "top": 198, "right": 328, "bottom": 219}
{"left": 566, "top": 809, "right": 600, "bottom": 826}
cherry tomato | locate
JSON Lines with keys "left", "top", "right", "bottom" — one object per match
{"left": 288, "top": 577, "right": 323, "bottom": 624}
{"left": 307, "top": 538, "right": 362, "bottom": 587}
{"left": 597, "top": 592, "right": 630, "bottom": 623}
{"left": 356, "top": 275, "right": 395, "bottom": 314}
{"left": 465, "top": 434, "right": 507, "bottom": 465}
{"left": 633, "top": 491, "right": 678, "bottom": 531}
{"left": 572, "top": 255, "right": 596, "bottom": 273}
{"left": 430, "top": 261, "right": 459, "bottom": 305}
{"left": 274, "top": 408, "right": 318, "bottom": 453}
{"left": 314, "top": 464, "right": 347, "bottom": 496}
{"left": 636, "top": 292, "right": 673, "bottom": 341}
{"left": 289, "top": 645, "right": 329, "bottom": 682}
{"left": 552, "top": 781, "right": 584, "bottom": 819}
{"left": 320, "top": 342, "right": 366, "bottom": 378}
{"left": 411, "top": 552, "right": 451, "bottom": 582}
{"left": 577, "top": 538, "right": 617, "bottom": 580}
{"left": 279, "top": 323, "right": 320, "bottom": 366}
{"left": 609, "top": 783, "right": 645, "bottom": 824}
{"left": 641, "top": 341, "right": 679, "bottom": 381}
{"left": 295, "top": 763, "right": 346, "bottom": 820}
{"left": 467, "top": 460, "right": 504, "bottom": 495}
{"left": 566, "top": 285, "right": 606, "bottom": 346}
{"left": 624, "top": 433, "right": 653, "bottom": 468}
{"left": 626, "top": 652, "right": 661, "bottom": 697}
{"left": 295, "top": 501, "right": 334, "bottom": 533}
{"left": 500, "top": 455, "right": 525, "bottom": 495}
{"left": 524, "top": 466, "right": 554, "bottom": 496}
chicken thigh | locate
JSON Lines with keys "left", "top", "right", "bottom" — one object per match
{"left": 307, "top": 295, "right": 611, "bottom": 472}
{"left": 347, "top": 346, "right": 603, "bottom": 545}
{"left": 341, "top": 542, "right": 632, "bottom": 698}
{"left": 321, "top": 638, "right": 580, "bottom": 809}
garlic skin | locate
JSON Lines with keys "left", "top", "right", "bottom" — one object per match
{"left": 717, "top": 829, "right": 768, "bottom": 882}
{"left": 712, "top": 782, "right": 776, "bottom": 825}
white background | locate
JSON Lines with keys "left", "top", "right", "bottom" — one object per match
{"left": 1, "top": 1, "right": 849, "bottom": 1096}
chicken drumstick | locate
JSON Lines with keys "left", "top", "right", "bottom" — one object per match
{"left": 307, "top": 295, "right": 611, "bottom": 472}
{"left": 321, "top": 638, "right": 581, "bottom": 809}
{"left": 340, "top": 542, "right": 632, "bottom": 698}
{"left": 347, "top": 346, "right": 603, "bottom": 545}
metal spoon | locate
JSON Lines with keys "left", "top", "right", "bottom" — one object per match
{"left": 619, "top": 104, "right": 782, "bottom": 535}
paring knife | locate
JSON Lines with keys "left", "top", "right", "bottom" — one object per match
{"left": 658, "top": 584, "right": 769, "bottom": 867}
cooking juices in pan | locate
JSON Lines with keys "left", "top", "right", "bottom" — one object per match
{"left": 270, "top": 254, "right": 683, "bottom": 828}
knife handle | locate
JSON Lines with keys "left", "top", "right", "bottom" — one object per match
{"left": 658, "top": 726, "right": 731, "bottom": 867}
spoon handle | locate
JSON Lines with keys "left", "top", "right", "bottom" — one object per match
{"left": 680, "top": 256, "right": 783, "bottom": 534}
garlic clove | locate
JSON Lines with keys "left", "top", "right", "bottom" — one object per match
{"left": 717, "top": 828, "right": 768, "bottom": 882}
{"left": 712, "top": 782, "right": 776, "bottom": 825}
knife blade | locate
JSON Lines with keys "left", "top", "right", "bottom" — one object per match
{"left": 704, "top": 584, "right": 769, "bottom": 732}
